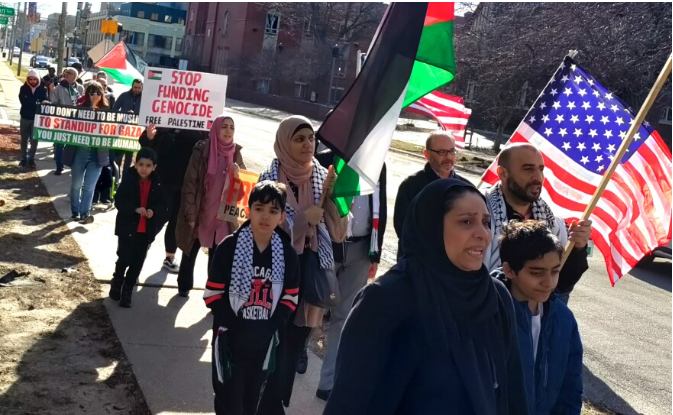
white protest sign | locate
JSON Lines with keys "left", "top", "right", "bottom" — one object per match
{"left": 139, "top": 67, "right": 227, "bottom": 131}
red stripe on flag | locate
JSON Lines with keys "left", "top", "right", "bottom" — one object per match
{"left": 424, "top": 2, "right": 454, "bottom": 26}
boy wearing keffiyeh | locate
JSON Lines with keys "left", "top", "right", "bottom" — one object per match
{"left": 204, "top": 181, "right": 300, "bottom": 415}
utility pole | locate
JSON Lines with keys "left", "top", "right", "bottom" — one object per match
{"left": 17, "top": 1, "right": 26, "bottom": 76}
{"left": 56, "top": 2, "right": 66, "bottom": 75}
{"left": 8, "top": 2, "right": 19, "bottom": 64}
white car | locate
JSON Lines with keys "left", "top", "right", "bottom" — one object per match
{"left": 640, "top": 240, "right": 672, "bottom": 265}
{"left": 12, "top": 47, "right": 20, "bottom": 57}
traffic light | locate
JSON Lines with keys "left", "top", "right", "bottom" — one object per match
{"left": 101, "top": 20, "right": 122, "bottom": 35}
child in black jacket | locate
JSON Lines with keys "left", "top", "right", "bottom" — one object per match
{"left": 204, "top": 181, "right": 300, "bottom": 415}
{"left": 110, "top": 148, "right": 167, "bottom": 307}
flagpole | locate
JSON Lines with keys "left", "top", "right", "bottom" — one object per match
{"left": 560, "top": 54, "right": 672, "bottom": 267}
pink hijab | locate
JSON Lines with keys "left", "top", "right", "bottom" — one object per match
{"left": 205, "top": 114, "right": 236, "bottom": 191}
{"left": 273, "top": 115, "right": 315, "bottom": 211}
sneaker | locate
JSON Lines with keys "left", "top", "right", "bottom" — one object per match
{"left": 80, "top": 215, "right": 94, "bottom": 224}
{"left": 27, "top": 161, "right": 36, "bottom": 169}
{"left": 19, "top": 159, "right": 27, "bottom": 167}
{"left": 178, "top": 290, "right": 189, "bottom": 298}
{"left": 162, "top": 257, "right": 180, "bottom": 274}
{"left": 296, "top": 349, "right": 308, "bottom": 374}
{"left": 55, "top": 168, "right": 63, "bottom": 176}
{"left": 71, "top": 213, "right": 79, "bottom": 220}
{"left": 315, "top": 389, "right": 331, "bottom": 401}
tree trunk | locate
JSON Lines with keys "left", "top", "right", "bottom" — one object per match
{"left": 492, "top": 123, "right": 506, "bottom": 152}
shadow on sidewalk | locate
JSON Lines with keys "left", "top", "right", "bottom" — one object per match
{"left": 583, "top": 364, "right": 641, "bottom": 415}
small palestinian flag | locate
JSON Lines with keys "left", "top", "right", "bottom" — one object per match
{"left": 95, "top": 41, "right": 147, "bottom": 86}
{"left": 148, "top": 70, "right": 163, "bottom": 80}
{"left": 317, "top": 2, "right": 456, "bottom": 216}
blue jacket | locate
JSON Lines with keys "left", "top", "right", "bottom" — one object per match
{"left": 493, "top": 270, "right": 583, "bottom": 415}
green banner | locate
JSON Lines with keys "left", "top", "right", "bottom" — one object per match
{"left": 0, "top": 6, "right": 15, "bottom": 16}
{"left": 33, "top": 104, "right": 142, "bottom": 151}
{"left": 0, "top": 16, "right": 8, "bottom": 25}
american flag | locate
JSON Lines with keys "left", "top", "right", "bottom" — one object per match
{"left": 406, "top": 91, "right": 472, "bottom": 148}
{"left": 481, "top": 56, "right": 672, "bottom": 285}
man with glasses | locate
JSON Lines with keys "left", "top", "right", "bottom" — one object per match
{"left": 50, "top": 67, "right": 84, "bottom": 175}
{"left": 393, "top": 131, "right": 470, "bottom": 259}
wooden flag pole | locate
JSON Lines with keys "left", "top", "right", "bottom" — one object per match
{"left": 560, "top": 54, "right": 672, "bottom": 267}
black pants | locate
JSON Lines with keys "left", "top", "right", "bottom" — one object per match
{"left": 114, "top": 234, "right": 150, "bottom": 289}
{"left": 212, "top": 343, "right": 269, "bottom": 415}
{"left": 177, "top": 239, "right": 216, "bottom": 292}
{"left": 257, "top": 322, "right": 311, "bottom": 414}
{"left": 160, "top": 189, "right": 181, "bottom": 255}
{"left": 93, "top": 165, "right": 113, "bottom": 203}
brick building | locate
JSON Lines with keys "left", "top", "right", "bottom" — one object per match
{"left": 183, "top": 2, "right": 386, "bottom": 117}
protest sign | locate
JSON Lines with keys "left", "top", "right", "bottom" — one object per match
{"left": 217, "top": 170, "right": 260, "bottom": 224}
{"left": 139, "top": 67, "right": 227, "bottom": 131}
{"left": 33, "top": 104, "right": 142, "bottom": 151}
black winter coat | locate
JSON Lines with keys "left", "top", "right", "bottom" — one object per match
{"left": 114, "top": 168, "right": 168, "bottom": 243}
{"left": 393, "top": 163, "right": 471, "bottom": 258}
{"left": 138, "top": 128, "right": 206, "bottom": 192}
{"left": 19, "top": 82, "right": 48, "bottom": 120}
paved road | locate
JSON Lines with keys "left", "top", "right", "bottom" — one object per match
{"left": 227, "top": 109, "right": 672, "bottom": 415}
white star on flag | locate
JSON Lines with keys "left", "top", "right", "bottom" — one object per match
{"left": 600, "top": 116, "right": 610, "bottom": 125}
{"left": 597, "top": 165, "right": 605, "bottom": 172}
{"left": 540, "top": 102, "right": 547, "bottom": 110}
{"left": 573, "top": 128, "right": 583, "bottom": 137}
{"left": 561, "top": 75, "right": 570, "bottom": 82}
{"left": 574, "top": 75, "right": 583, "bottom": 84}
{"left": 605, "top": 92, "right": 613, "bottom": 100}
{"left": 616, "top": 117, "right": 624, "bottom": 126}
{"left": 529, "top": 115, "right": 536, "bottom": 123}
{"left": 567, "top": 101, "right": 576, "bottom": 110}
{"left": 580, "top": 156, "right": 589, "bottom": 164}
{"left": 597, "top": 102, "right": 606, "bottom": 110}
{"left": 604, "top": 130, "right": 613, "bottom": 139}
{"left": 577, "top": 142, "right": 586, "bottom": 151}
{"left": 595, "top": 155, "right": 604, "bottom": 162}
{"left": 562, "top": 142, "right": 571, "bottom": 151}
{"left": 550, "top": 88, "right": 558, "bottom": 96}
{"left": 544, "top": 128, "right": 553, "bottom": 137}
{"left": 592, "top": 142, "right": 601, "bottom": 151}
{"left": 570, "top": 115, "right": 579, "bottom": 123}
{"left": 542, "top": 114, "right": 550, "bottom": 123}
{"left": 563, "top": 88, "right": 573, "bottom": 97}
{"left": 610, "top": 104, "right": 619, "bottom": 112}
{"left": 586, "top": 115, "right": 595, "bottom": 124}
{"left": 607, "top": 144, "right": 616, "bottom": 152}
{"left": 578, "top": 89, "right": 587, "bottom": 97}
{"left": 552, "top": 101, "right": 562, "bottom": 110}
{"left": 588, "top": 129, "right": 598, "bottom": 138}
{"left": 556, "top": 114, "right": 565, "bottom": 123}
{"left": 559, "top": 128, "right": 568, "bottom": 137}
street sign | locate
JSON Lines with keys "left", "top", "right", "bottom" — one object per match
{"left": 0, "top": 6, "right": 15, "bottom": 16}
{"left": 0, "top": 16, "right": 8, "bottom": 25}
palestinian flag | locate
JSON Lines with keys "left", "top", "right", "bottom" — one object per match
{"left": 148, "top": 70, "right": 163, "bottom": 80}
{"left": 316, "top": 3, "right": 456, "bottom": 216}
{"left": 95, "top": 41, "right": 147, "bottom": 86}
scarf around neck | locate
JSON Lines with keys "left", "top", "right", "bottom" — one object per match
{"left": 206, "top": 115, "right": 236, "bottom": 192}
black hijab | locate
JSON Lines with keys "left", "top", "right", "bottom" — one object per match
{"left": 400, "top": 179, "right": 509, "bottom": 415}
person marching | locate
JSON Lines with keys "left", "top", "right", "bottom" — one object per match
{"left": 176, "top": 115, "right": 246, "bottom": 297}
{"left": 110, "top": 148, "right": 167, "bottom": 307}
{"left": 204, "top": 181, "right": 300, "bottom": 415}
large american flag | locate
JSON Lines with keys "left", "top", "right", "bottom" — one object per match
{"left": 482, "top": 56, "right": 672, "bottom": 285}
{"left": 406, "top": 91, "right": 472, "bottom": 148}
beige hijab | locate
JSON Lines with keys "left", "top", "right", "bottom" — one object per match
{"left": 273, "top": 115, "right": 317, "bottom": 253}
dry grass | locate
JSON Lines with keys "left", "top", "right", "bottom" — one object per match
{"left": 3, "top": 61, "right": 29, "bottom": 83}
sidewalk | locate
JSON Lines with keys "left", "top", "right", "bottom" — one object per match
{"left": 0, "top": 59, "right": 22, "bottom": 126}
{"left": 0, "top": 67, "right": 326, "bottom": 414}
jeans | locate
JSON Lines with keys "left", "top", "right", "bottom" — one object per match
{"left": 20, "top": 118, "right": 37, "bottom": 162}
{"left": 70, "top": 148, "right": 102, "bottom": 217}
{"left": 54, "top": 143, "right": 64, "bottom": 170}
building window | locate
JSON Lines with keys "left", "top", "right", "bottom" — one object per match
{"left": 265, "top": 11, "right": 280, "bottom": 36}
{"left": 466, "top": 80, "right": 477, "bottom": 103}
{"left": 256, "top": 78, "right": 270, "bottom": 94}
{"left": 178, "top": 18, "right": 185, "bottom": 25}
{"left": 330, "top": 87, "right": 344, "bottom": 104}
{"left": 151, "top": 13, "right": 158, "bottom": 21}
{"left": 165, "top": 15, "right": 172, "bottom": 23}
{"left": 294, "top": 82, "right": 307, "bottom": 99}
{"left": 130, "top": 32, "right": 144, "bottom": 46}
{"left": 137, "top": 11, "right": 145, "bottom": 19}
{"left": 222, "top": 11, "right": 230, "bottom": 37}
{"left": 661, "top": 107, "right": 672, "bottom": 125}
{"left": 336, "top": 58, "right": 346, "bottom": 78}
{"left": 165, "top": 37, "right": 173, "bottom": 51}
{"left": 175, "top": 38, "right": 183, "bottom": 52}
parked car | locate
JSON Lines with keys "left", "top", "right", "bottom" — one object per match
{"left": 12, "top": 47, "right": 20, "bottom": 57}
{"left": 64, "top": 57, "right": 80, "bottom": 66}
{"left": 30, "top": 55, "right": 50, "bottom": 68}
{"left": 639, "top": 240, "right": 672, "bottom": 265}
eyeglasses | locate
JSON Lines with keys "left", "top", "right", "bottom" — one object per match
{"left": 89, "top": 91, "right": 102, "bottom": 96}
{"left": 428, "top": 148, "right": 457, "bottom": 157}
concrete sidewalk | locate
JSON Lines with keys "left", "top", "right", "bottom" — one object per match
{"left": 0, "top": 66, "right": 327, "bottom": 414}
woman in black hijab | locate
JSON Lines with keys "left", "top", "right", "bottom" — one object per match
{"left": 323, "top": 179, "right": 529, "bottom": 415}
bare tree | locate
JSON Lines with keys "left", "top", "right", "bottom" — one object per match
{"left": 453, "top": 2, "right": 672, "bottom": 151}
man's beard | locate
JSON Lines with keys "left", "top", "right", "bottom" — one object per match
{"left": 506, "top": 178, "right": 540, "bottom": 203}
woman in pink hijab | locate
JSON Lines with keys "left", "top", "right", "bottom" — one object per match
{"left": 257, "top": 115, "right": 348, "bottom": 414}
{"left": 176, "top": 114, "right": 246, "bottom": 297}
